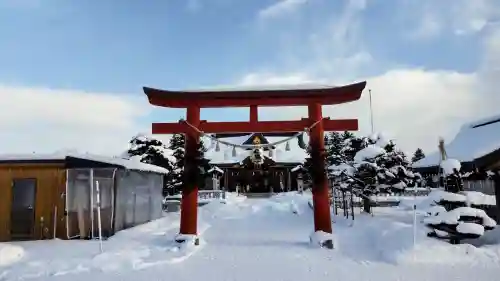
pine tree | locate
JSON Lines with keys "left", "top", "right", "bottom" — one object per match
{"left": 377, "top": 140, "right": 418, "bottom": 195}
{"left": 331, "top": 133, "right": 421, "bottom": 211}
{"left": 412, "top": 148, "right": 425, "bottom": 163}
{"left": 167, "top": 134, "right": 185, "bottom": 193}
{"left": 126, "top": 134, "right": 175, "bottom": 195}
{"left": 166, "top": 133, "right": 211, "bottom": 193}
{"left": 325, "top": 132, "right": 345, "bottom": 166}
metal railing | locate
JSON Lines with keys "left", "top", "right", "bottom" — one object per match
{"left": 163, "top": 190, "right": 226, "bottom": 212}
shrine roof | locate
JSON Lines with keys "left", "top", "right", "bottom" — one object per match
{"left": 143, "top": 81, "right": 366, "bottom": 108}
{"left": 205, "top": 133, "right": 307, "bottom": 165}
{"left": 413, "top": 113, "right": 500, "bottom": 169}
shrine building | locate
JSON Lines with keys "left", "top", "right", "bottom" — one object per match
{"left": 204, "top": 132, "right": 308, "bottom": 193}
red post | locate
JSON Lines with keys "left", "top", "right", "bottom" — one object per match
{"left": 179, "top": 105, "right": 200, "bottom": 239}
{"left": 308, "top": 103, "right": 333, "bottom": 247}
{"left": 249, "top": 105, "right": 258, "bottom": 124}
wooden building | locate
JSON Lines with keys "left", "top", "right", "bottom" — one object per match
{"left": 413, "top": 114, "right": 500, "bottom": 178}
{"left": 0, "top": 153, "right": 167, "bottom": 242}
{"left": 412, "top": 114, "right": 500, "bottom": 222}
{"left": 204, "top": 133, "right": 306, "bottom": 193}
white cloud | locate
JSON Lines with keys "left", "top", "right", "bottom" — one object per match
{"left": 241, "top": 0, "right": 500, "bottom": 156}
{"left": 239, "top": 72, "right": 318, "bottom": 86}
{"left": 238, "top": 69, "right": 493, "bottom": 155}
{"left": 407, "top": 0, "right": 500, "bottom": 39}
{"left": 258, "top": 0, "right": 308, "bottom": 19}
{"left": 409, "top": 12, "right": 443, "bottom": 40}
{"left": 0, "top": 86, "right": 155, "bottom": 155}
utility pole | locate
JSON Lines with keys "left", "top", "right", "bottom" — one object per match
{"left": 369, "top": 89, "right": 374, "bottom": 134}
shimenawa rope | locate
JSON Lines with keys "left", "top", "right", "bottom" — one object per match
{"left": 179, "top": 118, "right": 323, "bottom": 149}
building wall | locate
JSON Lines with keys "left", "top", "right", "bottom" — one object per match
{"left": 219, "top": 166, "right": 299, "bottom": 192}
{"left": 0, "top": 164, "right": 66, "bottom": 242}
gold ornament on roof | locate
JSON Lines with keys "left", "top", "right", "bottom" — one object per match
{"left": 253, "top": 136, "right": 261, "bottom": 145}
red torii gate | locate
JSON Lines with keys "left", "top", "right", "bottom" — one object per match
{"left": 143, "top": 81, "right": 366, "bottom": 249}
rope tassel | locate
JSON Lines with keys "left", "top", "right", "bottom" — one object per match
{"left": 215, "top": 141, "right": 220, "bottom": 152}
{"left": 232, "top": 146, "right": 237, "bottom": 157}
{"left": 297, "top": 134, "right": 307, "bottom": 149}
{"left": 285, "top": 141, "right": 290, "bottom": 151}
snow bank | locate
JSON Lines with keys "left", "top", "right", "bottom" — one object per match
{"left": 0, "top": 244, "right": 24, "bottom": 267}
{"left": 2, "top": 190, "right": 500, "bottom": 280}
{"left": 224, "top": 192, "right": 247, "bottom": 204}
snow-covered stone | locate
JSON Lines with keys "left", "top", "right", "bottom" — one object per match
{"left": 424, "top": 207, "right": 497, "bottom": 227}
{"left": 456, "top": 223, "right": 485, "bottom": 236}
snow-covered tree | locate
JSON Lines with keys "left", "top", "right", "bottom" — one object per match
{"left": 302, "top": 131, "right": 356, "bottom": 187}
{"left": 412, "top": 148, "right": 425, "bottom": 163}
{"left": 329, "top": 133, "right": 421, "bottom": 212}
{"left": 166, "top": 133, "right": 211, "bottom": 193}
{"left": 325, "top": 131, "right": 355, "bottom": 166}
{"left": 377, "top": 139, "right": 420, "bottom": 194}
{"left": 166, "top": 134, "right": 185, "bottom": 192}
{"left": 424, "top": 159, "right": 496, "bottom": 244}
{"left": 126, "top": 134, "right": 176, "bottom": 196}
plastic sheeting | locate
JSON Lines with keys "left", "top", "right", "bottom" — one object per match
{"left": 66, "top": 168, "right": 115, "bottom": 239}
{"left": 66, "top": 168, "right": 163, "bottom": 239}
{"left": 114, "top": 170, "right": 163, "bottom": 232}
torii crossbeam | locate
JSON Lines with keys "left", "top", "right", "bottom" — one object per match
{"left": 143, "top": 81, "right": 367, "bottom": 249}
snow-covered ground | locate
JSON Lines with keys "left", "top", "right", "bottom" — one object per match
{"left": 1, "top": 192, "right": 500, "bottom": 281}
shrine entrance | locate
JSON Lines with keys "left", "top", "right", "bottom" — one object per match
{"left": 143, "top": 82, "right": 366, "bottom": 249}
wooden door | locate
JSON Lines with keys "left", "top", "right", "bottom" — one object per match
{"left": 10, "top": 178, "right": 37, "bottom": 239}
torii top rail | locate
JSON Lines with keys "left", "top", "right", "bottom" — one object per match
{"left": 143, "top": 81, "right": 367, "bottom": 249}
{"left": 144, "top": 81, "right": 367, "bottom": 134}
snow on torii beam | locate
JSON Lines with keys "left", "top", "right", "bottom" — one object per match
{"left": 144, "top": 81, "right": 366, "bottom": 108}
{"left": 143, "top": 81, "right": 367, "bottom": 249}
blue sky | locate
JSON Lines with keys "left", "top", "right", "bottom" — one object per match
{"left": 0, "top": 0, "right": 482, "bottom": 91}
{"left": 1, "top": 0, "right": 499, "bottom": 154}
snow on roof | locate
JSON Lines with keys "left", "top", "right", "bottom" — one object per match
{"left": 0, "top": 152, "right": 169, "bottom": 174}
{"left": 208, "top": 166, "right": 224, "bottom": 174}
{"left": 413, "top": 114, "right": 500, "bottom": 168}
{"left": 179, "top": 83, "right": 338, "bottom": 93}
{"left": 204, "top": 134, "right": 307, "bottom": 165}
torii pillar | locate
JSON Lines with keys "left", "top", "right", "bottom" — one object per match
{"left": 143, "top": 81, "right": 367, "bottom": 249}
